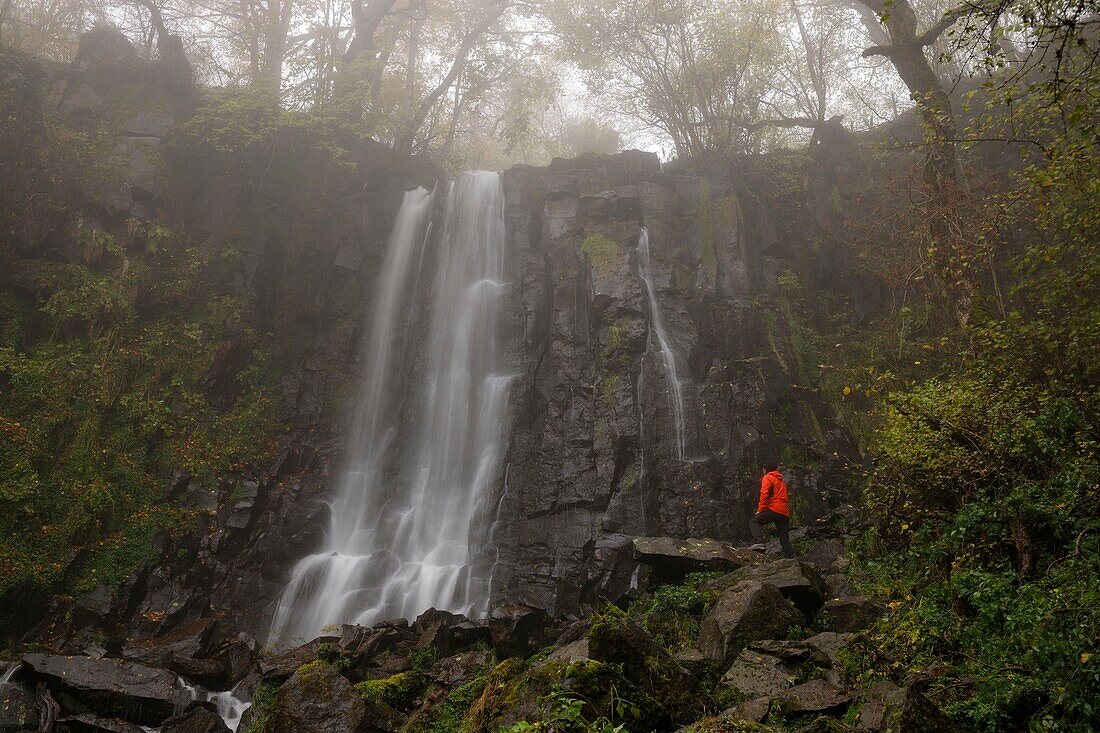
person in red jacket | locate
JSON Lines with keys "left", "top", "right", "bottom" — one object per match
{"left": 749, "top": 462, "right": 795, "bottom": 558}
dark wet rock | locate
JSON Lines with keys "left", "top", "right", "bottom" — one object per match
{"left": 121, "top": 618, "right": 216, "bottom": 669}
{"left": 428, "top": 650, "right": 493, "bottom": 687}
{"left": 824, "top": 573, "right": 854, "bottom": 598}
{"left": 356, "top": 700, "right": 404, "bottom": 733}
{"left": 723, "top": 560, "right": 827, "bottom": 617}
{"left": 856, "top": 681, "right": 960, "bottom": 732}
{"left": 747, "top": 639, "right": 820, "bottom": 665}
{"left": 721, "top": 649, "right": 797, "bottom": 698}
{"left": 21, "top": 653, "right": 189, "bottom": 726}
{"left": 775, "top": 679, "right": 852, "bottom": 715}
{"left": 730, "top": 696, "right": 772, "bottom": 723}
{"left": 542, "top": 639, "right": 590, "bottom": 665}
{"left": 0, "top": 674, "right": 34, "bottom": 731}
{"left": 206, "top": 635, "right": 259, "bottom": 688}
{"left": 259, "top": 645, "right": 317, "bottom": 681}
{"left": 820, "top": 597, "right": 882, "bottom": 633}
{"left": 160, "top": 706, "right": 231, "bottom": 733}
{"left": 588, "top": 607, "right": 705, "bottom": 725}
{"left": 58, "top": 713, "right": 146, "bottom": 732}
{"left": 633, "top": 537, "right": 761, "bottom": 583}
{"left": 488, "top": 603, "right": 550, "bottom": 658}
{"left": 413, "top": 610, "right": 491, "bottom": 656}
{"left": 800, "top": 539, "right": 848, "bottom": 573}
{"left": 269, "top": 661, "right": 364, "bottom": 733}
{"left": 339, "top": 622, "right": 415, "bottom": 669}
{"left": 698, "top": 581, "right": 803, "bottom": 666}
{"left": 797, "top": 718, "right": 857, "bottom": 732}
{"left": 803, "top": 632, "right": 866, "bottom": 669}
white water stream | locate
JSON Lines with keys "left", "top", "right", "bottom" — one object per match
{"left": 268, "top": 172, "right": 511, "bottom": 647}
{"left": 637, "top": 226, "right": 688, "bottom": 460}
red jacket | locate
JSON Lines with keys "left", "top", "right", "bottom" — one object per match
{"left": 757, "top": 471, "right": 789, "bottom": 516}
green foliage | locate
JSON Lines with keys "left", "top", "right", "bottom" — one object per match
{"left": 581, "top": 234, "right": 620, "bottom": 277}
{"left": 170, "top": 87, "right": 354, "bottom": 222}
{"left": 241, "top": 681, "right": 279, "bottom": 733}
{"left": 501, "top": 693, "right": 629, "bottom": 732}
{"left": 316, "top": 642, "right": 351, "bottom": 673}
{"left": 627, "top": 572, "right": 724, "bottom": 652}
{"left": 0, "top": 224, "right": 280, "bottom": 607}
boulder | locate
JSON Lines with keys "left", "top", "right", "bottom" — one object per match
{"left": 632, "top": 537, "right": 760, "bottom": 584}
{"left": 800, "top": 539, "right": 848, "bottom": 573}
{"left": 856, "top": 681, "right": 960, "bottom": 732}
{"left": 58, "top": 714, "right": 146, "bottom": 732}
{"left": 820, "top": 597, "right": 881, "bottom": 633}
{"left": 412, "top": 609, "right": 491, "bottom": 656}
{"left": 588, "top": 606, "right": 704, "bottom": 725}
{"left": 160, "top": 706, "right": 231, "bottom": 733}
{"left": 729, "top": 696, "right": 772, "bottom": 723}
{"left": 428, "top": 650, "right": 493, "bottom": 687}
{"left": 260, "top": 645, "right": 317, "bottom": 681}
{"left": 698, "top": 581, "right": 804, "bottom": 666}
{"left": 270, "top": 661, "right": 364, "bottom": 733}
{"left": 723, "top": 560, "right": 827, "bottom": 617}
{"left": 797, "top": 718, "right": 857, "bottom": 732}
{"left": 775, "top": 680, "right": 852, "bottom": 716}
{"left": 720, "top": 649, "right": 797, "bottom": 698}
{"left": 0, "top": 673, "right": 34, "bottom": 731}
{"left": 121, "top": 618, "right": 217, "bottom": 669}
{"left": 488, "top": 604, "right": 550, "bottom": 658}
{"left": 542, "top": 639, "right": 590, "bottom": 665}
{"left": 802, "top": 632, "right": 869, "bottom": 675}
{"left": 824, "top": 573, "right": 854, "bottom": 598}
{"left": 356, "top": 700, "right": 404, "bottom": 733}
{"left": 21, "top": 653, "right": 190, "bottom": 726}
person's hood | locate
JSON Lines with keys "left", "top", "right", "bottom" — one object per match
{"left": 767, "top": 470, "right": 784, "bottom": 480}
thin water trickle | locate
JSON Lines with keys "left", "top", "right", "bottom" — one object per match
{"left": 637, "top": 226, "right": 688, "bottom": 460}
{"left": 268, "top": 172, "right": 511, "bottom": 647}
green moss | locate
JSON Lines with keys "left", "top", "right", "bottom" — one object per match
{"left": 355, "top": 671, "right": 418, "bottom": 709}
{"left": 597, "top": 375, "right": 619, "bottom": 408}
{"left": 581, "top": 234, "right": 620, "bottom": 277}
{"left": 0, "top": 227, "right": 280, "bottom": 607}
{"left": 241, "top": 681, "right": 279, "bottom": 733}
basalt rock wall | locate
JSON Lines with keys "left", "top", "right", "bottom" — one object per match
{"left": 489, "top": 152, "right": 853, "bottom": 618}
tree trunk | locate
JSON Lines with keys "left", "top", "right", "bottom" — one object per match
{"left": 857, "top": 0, "right": 970, "bottom": 324}
{"left": 395, "top": 1, "right": 508, "bottom": 153}
{"left": 257, "top": 0, "right": 293, "bottom": 93}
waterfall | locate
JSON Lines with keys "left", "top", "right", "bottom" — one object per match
{"left": 267, "top": 172, "right": 511, "bottom": 647}
{"left": 637, "top": 226, "right": 687, "bottom": 460}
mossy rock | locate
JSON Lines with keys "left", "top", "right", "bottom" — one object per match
{"left": 581, "top": 233, "right": 620, "bottom": 277}
{"left": 465, "top": 656, "right": 665, "bottom": 732}
{"left": 588, "top": 603, "right": 709, "bottom": 726}
{"left": 676, "top": 716, "right": 776, "bottom": 732}
{"left": 354, "top": 671, "right": 421, "bottom": 710}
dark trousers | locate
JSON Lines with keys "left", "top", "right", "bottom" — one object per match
{"left": 750, "top": 510, "right": 795, "bottom": 558}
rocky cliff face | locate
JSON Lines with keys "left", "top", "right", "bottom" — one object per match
{"left": 488, "top": 153, "right": 852, "bottom": 618}
{"left": 4, "top": 31, "right": 855, "bottom": 654}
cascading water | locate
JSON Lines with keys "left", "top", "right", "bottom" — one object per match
{"left": 268, "top": 172, "right": 511, "bottom": 647}
{"left": 637, "top": 226, "right": 688, "bottom": 460}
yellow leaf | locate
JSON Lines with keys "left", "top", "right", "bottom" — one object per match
{"left": 1082, "top": 653, "right": 1093, "bottom": 664}
{"left": 843, "top": 386, "right": 852, "bottom": 396}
